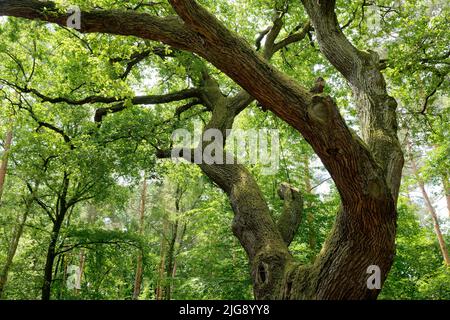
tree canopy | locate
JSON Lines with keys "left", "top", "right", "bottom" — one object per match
{"left": 0, "top": 0, "right": 448, "bottom": 300}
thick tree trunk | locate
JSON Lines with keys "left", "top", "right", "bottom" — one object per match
{"left": 160, "top": 64, "right": 398, "bottom": 299}
{"left": 191, "top": 56, "right": 398, "bottom": 298}
{"left": 0, "top": 129, "right": 13, "bottom": 203}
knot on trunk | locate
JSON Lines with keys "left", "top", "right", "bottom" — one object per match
{"left": 257, "top": 262, "right": 269, "bottom": 285}
{"left": 307, "top": 95, "right": 334, "bottom": 125}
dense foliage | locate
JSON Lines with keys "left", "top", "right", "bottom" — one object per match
{"left": 0, "top": 0, "right": 448, "bottom": 300}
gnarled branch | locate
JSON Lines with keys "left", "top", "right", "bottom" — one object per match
{"left": 277, "top": 183, "right": 303, "bottom": 246}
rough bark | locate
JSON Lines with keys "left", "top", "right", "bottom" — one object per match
{"left": 277, "top": 183, "right": 303, "bottom": 246}
{"left": 158, "top": 69, "right": 302, "bottom": 299}
{"left": 299, "top": 0, "right": 403, "bottom": 299}
{"left": 170, "top": 33, "right": 399, "bottom": 297}
{"left": 301, "top": 0, "right": 404, "bottom": 200}
{"left": 195, "top": 88, "right": 396, "bottom": 299}
{"left": 0, "top": 1, "right": 394, "bottom": 204}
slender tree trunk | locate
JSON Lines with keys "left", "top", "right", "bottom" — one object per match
{"left": 72, "top": 205, "right": 97, "bottom": 296}
{"left": 164, "top": 221, "right": 178, "bottom": 300}
{"left": 304, "top": 156, "right": 316, "bottom": 251}
{"left": 442, "top": 174, "right": 450, "bottom": 219}
{"left": 75, "top": 251, "right": 85, "bottom": 295}
{"left": 409, "top": 153, "right": 450, "bottom": 266}
{"left": 133, "top": 253, "right": 144, "bottom": 299}
{"left": 171, "top": 260, "right": 177, "bottom": 289}
{"left": 0, "top": 129, "right": 13, "bottom": 203}
{"left": 42, "top": 214, "right": 65, "bottom": 300}
{"left": 162, "top": 185, "right": 186, "bottom": 300}
{"left": 155, "top": 215, "right": 168, "bottom": 300}
{"left": 169, "top": 222, "right": 186, "bottom": 298}
{"left": 54, "top": 253, "right": 64, "bottom": 299}
{"left": 61, "top": 256, "right": 68, "bottom": 298}
{"left": 41, "top": 172, "right": 72, "bottom": 300}
{"left": 133, "top": 176, "right": 147, "bottom": 300}
{"left": 0, "top": 196, "right": 32, "bottom": 298}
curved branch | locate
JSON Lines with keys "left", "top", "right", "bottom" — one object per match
{"left": 26, "top": 182, "right": 56, "bottom": 224}
{"left": 255, "top": 26, "right": 271, "bottom": 52}
{"left": 263, "top": 14, "right": 284, "bottom": 59}
{"left": 420, "top": 77, "right": 445, "bottom": 115}
{"left": 94, "top": 88, "right": 203, "bottom": 122}
{"left": 301, "top": 0, "right": 404, "bottom": 201}
{"left": 6, "top": 81, "right": 202, "bottom": 107}
{"left": 20, "top": 98, "right": 72, "bottom": 145}
{"left": 174, "top": 100, "right": 203, "bottom": 118}
{"left": 273, "top": 21, "right": 311, "bottom": 53}
{"left": 0, "top": 0, "right": 198, "bottom": 51}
